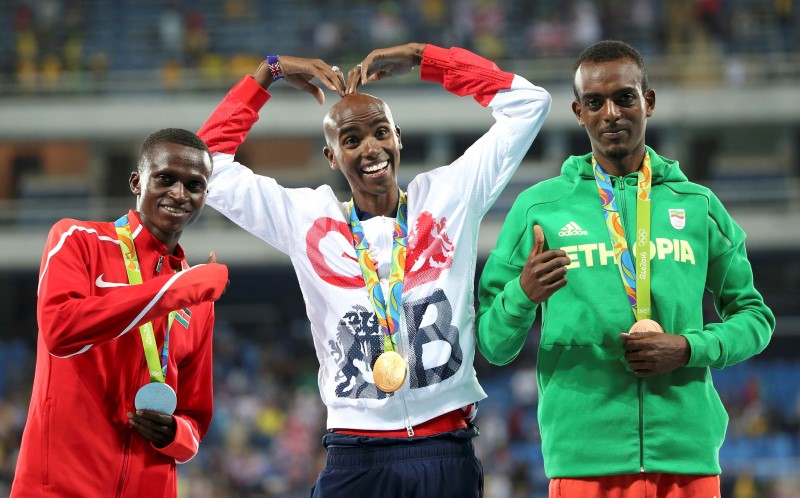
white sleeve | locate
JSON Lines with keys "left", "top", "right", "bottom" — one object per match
{"left": 412, "top": 75, "right": 551, "bottom": 217}
{"left": 206, "top": 151, "right": 307, "bottom": 255}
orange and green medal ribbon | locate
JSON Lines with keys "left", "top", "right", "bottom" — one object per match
{"left": 592, "top": 153, "right": 652, "bottom": 321}
{"left": 347, "top": 190, "right": 408, "bottom": 351}
{"left": 114, "top": 215, "right": 175, "bottom": 383}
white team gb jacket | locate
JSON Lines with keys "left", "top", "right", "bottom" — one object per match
{"left": 198, "top": 44, "right": 551, "bottom": 431}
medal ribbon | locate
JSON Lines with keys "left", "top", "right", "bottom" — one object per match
{"left": 347, "top": 191, "right": 408, "bottom": 351}
{"left": 592, "top": 153, "right": 652, "bottom": 321}
{"left": 114, "top": 215, "right": 176, "bottom": 383}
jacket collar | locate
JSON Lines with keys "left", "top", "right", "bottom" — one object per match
{"left": 126, "top": 210, "right": 187, "bottom": 271}
{"left": 566, "top": 146, "right": 684, "bottom": 185}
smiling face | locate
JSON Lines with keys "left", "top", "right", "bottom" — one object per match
{"left": 130, "top": 141, "right": 212, "bottom": 252}
{"left": 323, "top": 94, "right": 402, "bottom": 216}
{"left": 572, "top": 57, "right": 655, "bottom": 176}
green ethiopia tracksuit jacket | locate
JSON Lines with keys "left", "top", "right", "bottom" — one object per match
{"left": 476, "top": 146, "right": 775, "bottom": 478}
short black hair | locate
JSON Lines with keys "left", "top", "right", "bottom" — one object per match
{"left": 138, "top": 128, "right": 212, "bottom": 171}
{"left": 572, "top": 40, "right": 649, "bottom": 99}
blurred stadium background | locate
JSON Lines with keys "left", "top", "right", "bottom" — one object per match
{"left": 0, "top": 0, "right": 799, "bottom": 497}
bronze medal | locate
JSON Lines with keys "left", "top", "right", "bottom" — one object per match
{"left": 628, "top": 319, "right": 664, "bottom": 334}
{"left": 373, "top": 351, "right": 407, "bottom": 393}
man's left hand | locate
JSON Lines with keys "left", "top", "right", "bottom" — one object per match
{"left": 620, "top": 331, "right": 690, "bottom": 377}
{"left": 128, "top": 410, "right": 177, "bottom": 448}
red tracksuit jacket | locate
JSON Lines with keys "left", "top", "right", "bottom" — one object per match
{"left": 11, "top": 210, "right": 228, "bottom": 498}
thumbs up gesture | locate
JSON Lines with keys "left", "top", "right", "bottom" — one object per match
{"left": 519, "top": 225, "right": 571, "bottom": 304}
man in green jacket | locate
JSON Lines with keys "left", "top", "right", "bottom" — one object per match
{"left": 476, "top": 40, "right": 775, "bottom": 498}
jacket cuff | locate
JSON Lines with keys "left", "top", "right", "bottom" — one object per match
{"left": 503, "top": 277, "right": 538, "bottom": 318}
{"left": 152, "top": 415, "right": 198, "bottom": 462}
{"left": 682, "top": 329, "right": 720, "bottom": 368}
{"left": 232, "top": 75, "right": 272, "bottom": 110}
{"left": 420, "top": 44, "right": 447, "bottom": 84}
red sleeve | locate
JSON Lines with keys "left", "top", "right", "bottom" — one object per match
{"left": 155, "top": 309, "right": 215, "bottom": 462}
{"left": 197, "top": 75, "right": 271, "bottom": 155}
{"left": 37, "top": 221, "right": 229, "bottom": 357}
{"left": 419, "top": 44, "right": 515, "bottom": 107}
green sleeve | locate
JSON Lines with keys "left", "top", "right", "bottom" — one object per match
{"left": 477, "top": 195, "right": 539, "bottom": 365}
{"left": 681, "top": 193, "right": 775, "bottom": 368}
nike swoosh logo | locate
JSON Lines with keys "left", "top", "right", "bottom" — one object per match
{"left": 95, "top": 274, "right": 129, "bottom": 288}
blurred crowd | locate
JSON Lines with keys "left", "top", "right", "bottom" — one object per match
{"left": 1, "top": 0, "right": 799, "bottom": 93}
{"left": 1, "top": 320, "right": 799, "bottom": 498}
{"left": 1, "top": 1, "right": 800, "bottom": 497}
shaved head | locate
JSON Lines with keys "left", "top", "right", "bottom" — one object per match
{"left": 323, "top": 93, "right": 396, "bottom": 146}
{"left": 321, "top": 91, "right": 403, "bottom": 217}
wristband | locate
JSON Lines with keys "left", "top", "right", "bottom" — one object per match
{"left": 266, "top": 55, "right": 284, "bottom": 81}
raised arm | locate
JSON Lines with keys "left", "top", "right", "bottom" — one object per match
{"left": 349, "top": 43, "right": 552, "bottom": 216}
{"left": 197, "top": 55, "right": 345, "bottom": 253}
{"left": 37, "top": 220, "right": 228, "bottom": 357}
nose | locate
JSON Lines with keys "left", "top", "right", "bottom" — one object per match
{"left": 602, "top": 99, "right": 621, "bottom": 121}
{"left": 168, "top": 182, "right": 189, "bottom": 202}
{"left": 362, "top": 136, "right": 381, "bottom": 157}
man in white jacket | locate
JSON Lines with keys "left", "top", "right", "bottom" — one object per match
{"left": 198, "top": 42, "right": 551, "bottom": 497}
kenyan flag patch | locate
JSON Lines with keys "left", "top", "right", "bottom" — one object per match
{"left": 175, "top": 308, "right": 191, "bottom": 329}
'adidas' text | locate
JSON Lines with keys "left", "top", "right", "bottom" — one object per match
{"left": 559, "top": 222, "right": 588, "bottom": 236}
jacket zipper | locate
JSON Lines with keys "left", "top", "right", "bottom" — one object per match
{"left": 616, "top": 176, "right": 628, "bottom": 222}
{"left": 638, "top": 379, "right": 644, "bottom": 472}
{"left": 115, "top": 433, "right": 133, "bottom": 497}
{"left": 117, "top": 352, "right": 151, "bottom": 497}
{"left": 396, "top": 316, "right": 415, "bottom": 437}
{"left": 616, "top": 176, "right": 645, "bottom": 472}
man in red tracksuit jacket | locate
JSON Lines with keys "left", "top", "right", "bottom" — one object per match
{"left": 11, "top": 128, "right": 229, "bottom": 498}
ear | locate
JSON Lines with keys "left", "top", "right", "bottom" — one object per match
{"left": 645, "top": 89, "right": 656, "bottom": 118}
{"left": 323, "top": 146, "right": 338, "bottom": 171}
{"left": 395, "top": 126, "right": 402, "bottom": 149}
{"left": 571, "top": 100, "right": 584, "bottom": 127}
{"left": 129, "top": 171, "right": 141, "bottom": 195}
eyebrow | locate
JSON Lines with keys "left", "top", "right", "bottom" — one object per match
{"left": 337, "top": 116, "right": 391, "bottom": 137}
{"left": 581, "top": 86, "right": 638, "bottom": 100}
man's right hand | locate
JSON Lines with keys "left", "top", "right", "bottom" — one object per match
{"left": 519, "top": 225, "right": 570, "bottom": 304}
{"left": 252, "top": 55, "right": 346, "bottom": 103}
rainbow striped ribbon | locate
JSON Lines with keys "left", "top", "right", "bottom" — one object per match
{"left": 347, "top": 191, "right": 408, "bottom": 351}
{"left": 115, "top": 215, "right": 176, "bottom": 382}
{"left": 592, "top": 154, "right": 652, "bottom": 321}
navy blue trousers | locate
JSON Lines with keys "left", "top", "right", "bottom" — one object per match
{"left": 310, "top": 427, "right": 483, "bottom": 498}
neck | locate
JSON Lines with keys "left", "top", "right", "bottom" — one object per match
{"left": 353, "top": 190, "right": 399, "bottom": 218}
{"left": 162, "top": 239, "right": 178, "bottom": 254}
{"left": 594, "top": 148, "right": 646, "bottom": 177}
{"left": 136, "top": 211, "right": 179, "bottom": 254}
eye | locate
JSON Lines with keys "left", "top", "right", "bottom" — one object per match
{"left": 156, "top": 174, "right": 173, "bottom": 184}
{"left": 343, "top": 136, "right": 359, "bottom": 147}
{"left": 585, "top": 98, "right": 601, "bottom": 110}
{"left": 375, "top": 127, "right": 390, "bottom": 138}
{"left": 618, "top": 93, "right": 636, "bottom": 105}
{"left": 187, "top": 181, "right": 206, "bottom": 193}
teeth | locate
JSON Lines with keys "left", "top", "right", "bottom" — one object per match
{"left": 363, "top": 161, "right": 388, "bottom": 173}
{"left": 164, "top": 206, "right": 186, "bottom": 214}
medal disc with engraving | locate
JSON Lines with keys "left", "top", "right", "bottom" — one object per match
{"left": 373, "top": 351, "right": 407, "bottom": 393}
{"left": 135, "top": 382, "right": 177, "bottom": 415}
{"left": 628, "top": 319, "right": 664, "bottom": 334}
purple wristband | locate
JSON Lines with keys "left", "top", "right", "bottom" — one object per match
{"left": 266, "top": 55, "right": 284, "bottom": 81}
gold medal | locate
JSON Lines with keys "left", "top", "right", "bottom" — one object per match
{"left": 373, "top": 351, "right": 407, "bottom": 393}
{"left": 628, "top": 319, "right": 664, "bottom": 334}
